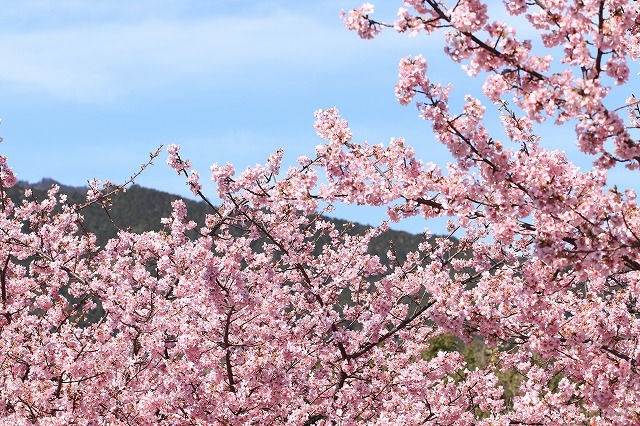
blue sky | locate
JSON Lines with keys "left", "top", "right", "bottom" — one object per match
{"left": 1, "top": 1, "right": 636, "bottom": 234}
{"left": 1, "top": 0, "right": 457, "bottom": 233}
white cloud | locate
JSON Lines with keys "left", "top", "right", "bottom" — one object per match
{"left": 0, "top": 1, "right": 431, "bottom": 103}
{"left": 0, "top": 16, "right": 303, "bottom": 101}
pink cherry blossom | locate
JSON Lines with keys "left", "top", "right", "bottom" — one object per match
{"left": 341, "top": 3, "right": 381, "bottom": 40}
{"left": 1, "top": 0, "right": 640, "bottom": 424}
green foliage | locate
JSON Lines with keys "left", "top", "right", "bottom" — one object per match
{"left": 422, "top": 333, "right": 523, "bottom": 411}
{"left": 421, "top": 333, "right": 460, "bottom": 361}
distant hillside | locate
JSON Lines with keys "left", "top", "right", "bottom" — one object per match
{"left": 7, "top": 179, "right": 430, "bottom": 264}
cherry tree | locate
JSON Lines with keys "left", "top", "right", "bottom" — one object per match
{"left": 2, "top": 0, "right": 640, "bottom": 424}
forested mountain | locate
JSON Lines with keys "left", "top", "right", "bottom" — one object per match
{"left": 8, "top": 179, "right": 430, "bottom": 263}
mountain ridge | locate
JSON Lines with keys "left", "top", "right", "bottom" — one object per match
{"left": 7, "top": 178, "right": 428, "bottom": 264}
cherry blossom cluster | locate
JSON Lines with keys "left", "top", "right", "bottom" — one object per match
{"left": 167, "top": 143, "right": 202, "bottom": 195}
{"left": 0, "top": 138, "right": 18, "bottom": 190}
{"left": 340, "top": 3, "right": 381, "bottom": 40}
{"left": 0, "top": 152, "right": 17, "bottom": 189}
{"left": 356, "top": 0, "right": 640, "bottom": 170}
{"left": 0, "top": 0, "right": 640, "bottom": 424}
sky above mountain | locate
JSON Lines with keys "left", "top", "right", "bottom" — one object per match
{"left": 1, "top": 1, "right": 635, "bottom": 233}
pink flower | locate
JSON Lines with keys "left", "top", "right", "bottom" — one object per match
{"left": 341, "top": 3, "right": 381, "bottom": 39}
